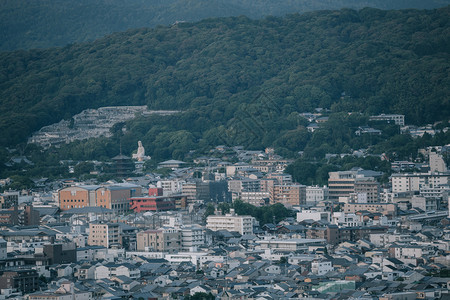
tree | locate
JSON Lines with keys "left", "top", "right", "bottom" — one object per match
{"left": 203, "top": 203, "right": 215, "bottom": 223}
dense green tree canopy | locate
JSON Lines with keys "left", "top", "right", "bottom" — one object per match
{"left": 1, "top": 0, "right": 449, "bottom": 51}
{"left": 0, "top": 7, "right": 449, "bottom": 168}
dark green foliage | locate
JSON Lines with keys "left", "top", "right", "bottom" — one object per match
{"left": 1, "top": 0, "right": 449, "bottom": 51}
{"left": 203, "top": 204, "right": 215, "bottom": 222}
{"left": 233, "top": 200, "right": 295, "bottom": 225}
{"left": 287, "top": 155, "right": 392, "bottom": 185}
{"left": 185, "top": 293, "right": 215, "bottom": 300}
{"left": 204, "top": 200, "right": 294, "bottom": 225}
{"left": 0, "top": 7, "right": 449, "bottom": 165}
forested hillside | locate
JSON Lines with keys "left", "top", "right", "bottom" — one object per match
{"left": 0, "top": 7, "right": 449, "bottom": 155}
{"left": 1, "top": 0, "right": 450, "bottom": 51}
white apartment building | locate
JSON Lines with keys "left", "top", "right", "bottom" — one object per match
{"left": 239, "top": 191, "right": 270, "bottom": 206}
{"left": 256, "top": 238, "right": 326, "bottom": 252}
{"left": 180, "top": 225, "right": 205, "bottom": 251}
{"left": 206, "top": 209, "right": 255, "bottom": 235}
{"left": 157, "top": 180, "right": 185, "bottom": 196}
{"left": 332, "top": 212, "right": 361, "bottom": 227}
{"left": 88, "top": 223, "right": 121, "bottom": 248}
{"left": 228, "top": 179, "right": 261, "bottom": 193}
{"left": 391, "top": 172, "right": 450, "bottom": 193}
{"left": 429, "top": 153, "right": 447, "bottom": 173}
{"left": 266, "top": 173, "right": 293, "bottom": 185}
{"left": 181, "top": 182, "right": 197, "bottom": 201}
{"left": 306, "top": 185, "right": 329, "bottom": 205}
{"left": 228, "top": 179, "right": 261, "bottom": 201}
{"left": 390, "top": 244, "right": 434, "bottom": 260}
{"left": 226, "top": 163, "right": 252, "bottom": 177}
{"left": 297, "top": 210, "right": 331, "bottom": 223}
{"left": 410, "top": 195, "right": 440, "bottom": 212}
{"left": 311, "top": 260, "right": 334, "bottom": 275}
{"left": 370, "top": 233, "right": 414, "bottom": 247}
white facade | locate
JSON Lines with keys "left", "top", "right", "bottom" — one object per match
{"left": 297, "top": 210, "right": 331, "bottom": 223}
{"left": 332, "top": 212, "right": 361, "bottom": 227}
{"left": 391, "top": 173, "right": 450, "bottom": 193}
{"left": 256, "top": 238, "right": 326, "bottom": 252}
{"left": 370, "top": 233, "right": 414, "bottom": 247}
{"left": 410, "top": 195, "right": 439, "bottom": 212}
{"left": 311, "top": 260, "right": 334, "bottom": 275}
{"left": 181, "top": 225, "right": 205, "bottom": 251}
{"left": 206, "top": 209, "right": 255, "bottom": 235}
{"left": 306, "top": 186, "right": 329, "bottom": 205}
{"left": 392, "top": 245, "right": 431, "bottom": 259}
{"left": 228, "top": 179, "right": 260, "bottom": 194}
{"left": 115, "top": 265, "right": 140, "bottom": 279}
{"left": 157, "top": 180, "right": 185, "bottom": 196}
{"left": 239, "top": 191, "right": 270, "bottom": 206}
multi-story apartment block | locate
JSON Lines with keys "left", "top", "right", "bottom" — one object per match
{"left": 226, "top": 163, "right": 252, "bottom": 177}
{"left": 343, "top": 203, "right": 397, "bottom": 217}
{"left": 410, "top": 195, "right": 440, "bottom": 212}
{"left": 354, "top": 179, "right": 380, "bottom": 203}
{"left": 370, "top": 233, "right": 414, "bottom": 247}
{"left": 182, "top": 182, "right": 197, "bottom": 201}
{"left": 0, "top": 191, "right": 19, "bottom": 209}
{"left": 136, "top": 228, "right": 181, "bottom": 253}
{"left": 88, "top": 223, "right": 122, "bottom": 248}
{"left": 328, "top": 171, "right": 355, "bottom": 200}
{"left": 129, "top": 188, "right": 186, "bottom": 212}
{"left": 260, "top": 178, "right": 276, "bottom": 193}
{"left": 270, "top": 184, "right": 306, "bottom": 206}
{"left": 157, "top": 180, "right": 185, "bottom": 196}
{"left": 206, "top": 209, "right": 255, "bottom": 235}
{"left": 391, "top": 172, "right": 450, "bottom": 193}
{"left": 181, "top": 181, "right": 230, "bottom": 203}
{"left": 389, "top": 244, "right": 433, "bottom": 260}
{"left": 240, "top": 191, "right": 270, "bottom": 206}
{"left": 306, "top": 185, "right": 329, "bottom": 205}
{"left": 332, "top": 212, "right": 362, "bottom": 227}
{"left": 180, "top": 225, "right": 204, "bottom": 251}
{"left": 311, "top": 260, "right": 334, "bottom": 275}
{"left": 59, "top": 183, "right": 141, "bottom": 212}
{"left": 328, "top": 171, "right": 379, "bottom": 201}
{"left": 228, "top": 179, "right": 260, "bottom": 194}
{"left": 369, "top": 114, "right": 405, "bottom": 126}
{"left": 0, "top": 269, "right": 39, "bottom": 293}
{"left": 297, "top": 210, "right": 331, "bottom": 223}
{"left": 266, "top": 173, "right": 293, "bottom": 185}
{"left": 228, "top": 178, "right": 260, "bottom": 201}
{"left": 96, "top": 183, "right": 142, "bottom": 214}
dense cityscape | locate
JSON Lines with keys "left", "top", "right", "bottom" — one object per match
{"left": 1, "top": 1, "right": 450, "bottom": 299}
{"left": 0, "top": 111, "right": 449, "bottom": 299}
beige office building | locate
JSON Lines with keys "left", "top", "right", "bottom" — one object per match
{"left": 88, "top": 223, "right": 122, "bottom": 248}
{"left": 136, "top": 228, "right": 181, "bottom": 253}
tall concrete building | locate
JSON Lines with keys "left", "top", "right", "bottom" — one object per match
{"left": 0, "top": 191, "right": 19, "bottom": 209}
{"left": 391, "top": 172, "right": 450, "bottom": 193}
{"left": 206, "top": 209, "right": 255, "bottom": 235}
{"left": 306, "top": 186, "right": 329, "bottom": 205}
{"left": 88, "top": 223, "right": 122, "bottom": 248}
{"left": 270, "top": 184, "right": 306, "bottom": 207}
{"left": 136, "top": 228, "right": 181, "bottom": 253}
{"left": 328, "top": 171, "right": 379, "bottom": 202}
{"left": 59, "top": 183, "right": 141, "bottom": 212}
